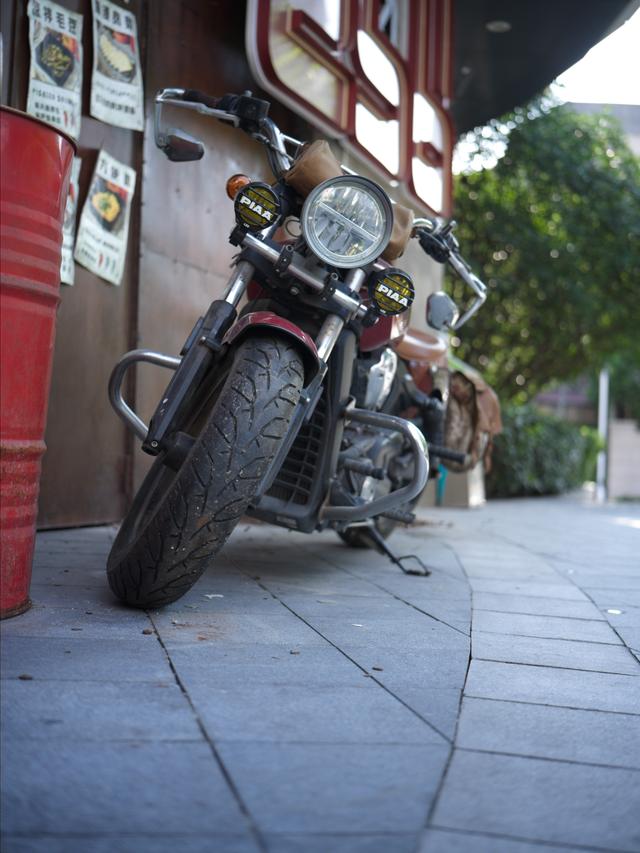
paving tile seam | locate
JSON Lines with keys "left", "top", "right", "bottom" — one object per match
{"left": 305, "top": 551, "right": 471, "bottom": 637}
{"left": 4, "top": 737, "right": 207, "bottom": 744}
{"left": 564, "top": 582, "right": 640, "bottom": 665}
{"left": 428, "top": 824, "right": 633, "bottom": 852}
{"left": 209, "top": 738, "right": 447, "bottom": 746}
{"left": 455, "top": 746, "right": 640, "bottom": 773}
{"left": 422, "top": 539, "right": 474, "bottom": 832}
{"left": 426, "top": 532, "right": 640, "bottom": 849}
{"left": 1, "top": 831, "right": 417, "bottom": 840}
{"left": 513, "top": 547, "right": 636, "bottom": 573}
{"left": 469, "top": 590, "right": 590, "bottom": 603}
{"left": 462, "top": 692, "right": 640, "bottom": 717}
{"left": 471, "top": 656, "right": 639, "bottom": 678}
{"left": 234, "top": 567, "right": 455, "bottom": 745}
{"left": 264, "top": 832, "right": 419, "bottom": 839}
{"left": 474, "top": 608, "right": 607, "bottom": 623}
{"left": 0, "top": 677, "right": 176, "bottom": 684}
{"left": 147, "top": 611, "right": 268, "bottom": 853}
{"left": 473, "top": 526, "right": 640, "bottom": 657}
{"left": 0, "top": 833, "right": 256, "bottom": 840}
{"left": 471, "top": 629, "right": 623, "bottom": 647}
{"left": 582, "top": 586, "right": 640, "bottom": 593}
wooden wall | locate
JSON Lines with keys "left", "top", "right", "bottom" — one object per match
{"left": 1, "top": 0, "right": 442, "bottom": 526}
{"left": 0, "top": 0, "right": 313, "bottom": 525}
{"left": 1, "top": 0, "right": 144, "bottom": 527}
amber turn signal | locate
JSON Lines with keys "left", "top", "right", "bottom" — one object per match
{"left": 226, "top": 174, "right": 251, "bottom": 200}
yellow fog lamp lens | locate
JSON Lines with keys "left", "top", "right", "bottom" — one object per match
{"left": 234, "top": 182, "right": 281, "bottom": 231}
{"left": 368, "top": 268, "right": 415, "bottom": 316}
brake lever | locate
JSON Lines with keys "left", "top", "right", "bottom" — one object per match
{"left": 414, "top": 221, "right": 487, "bottom": 331}
{"left": 154, "top": 89, "right": 239, "bottom": 154}
{"left": 447, "top": 252, "right": 487, "bottom": 329}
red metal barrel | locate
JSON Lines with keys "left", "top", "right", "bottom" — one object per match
{"left": 0, "top": 108, "right": 75, "bottom": 618}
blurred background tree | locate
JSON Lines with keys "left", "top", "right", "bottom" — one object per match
{"left": 448, "top": 94, "right": 640, "bottom": 408}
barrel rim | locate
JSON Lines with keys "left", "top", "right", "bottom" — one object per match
{"left": 0, "top": 105, "right": 78, "bottom": 154}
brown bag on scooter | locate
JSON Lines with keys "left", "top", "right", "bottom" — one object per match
{"left": 444, "top": 370, "right": 502, "bottom": 473}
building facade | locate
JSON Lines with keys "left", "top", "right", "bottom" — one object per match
{"left": 1, "top": 0, "right": 634, "bottom": 525}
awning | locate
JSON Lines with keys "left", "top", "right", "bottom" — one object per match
{"left": 452, "top": 0, "right": 639, "bottom": 133}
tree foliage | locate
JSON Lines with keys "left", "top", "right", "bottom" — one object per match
{"left": 448, "top": 96, "right": 640, "bottom": 405}
{"left": 487, "top": 404, "right": 601, "bottom": 498}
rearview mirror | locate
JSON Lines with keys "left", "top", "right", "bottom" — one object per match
{"left": 427, "top": 291, "right": 459, "bottom": 331}
{"left": 162, "top": 129, "right": 204, "bottom": 162}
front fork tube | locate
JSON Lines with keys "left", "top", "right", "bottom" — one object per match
{"left": 112, "top": 257, "right": 361, "bottom": 457}
{"left": 134, "top": 263, "right": 256, "bottom": 455}
{"left": 222, "top": 259, "right": 256, "bottom": 307}
{"left": 315, "top": 269, "right": 366, "bottom": 361}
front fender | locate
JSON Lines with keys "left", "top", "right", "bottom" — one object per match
{"left": 223, "top": 311, "right": 320, "bottom": 383}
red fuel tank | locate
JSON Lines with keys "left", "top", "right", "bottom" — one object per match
{"left": 0, "top": 107, "right": 75, "bottom": 618}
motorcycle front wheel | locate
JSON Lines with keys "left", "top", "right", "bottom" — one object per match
{"left": 107, "top": 335, "right": 304, "bottom": 608}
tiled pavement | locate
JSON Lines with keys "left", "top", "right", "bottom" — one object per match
{"left": 1, "top": 495, "right": 639, "bottom": 853}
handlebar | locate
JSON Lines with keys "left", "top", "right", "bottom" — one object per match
{"left": 181, "top": 89, "right": 222, "bottom": 110}
{"left": 154, "top": 87, "right": 487, "bottom": 329}
{"left": 412, "top": 219, "right": 487, "bottom": 330}
{"left": 154, "top": 88, "right": 299, "bottom": 176}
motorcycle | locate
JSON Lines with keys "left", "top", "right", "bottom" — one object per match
{"left": 107, "top": 88, "right": 487, "bottom": 608}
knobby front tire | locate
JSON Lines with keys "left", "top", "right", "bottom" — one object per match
{"left": 107, "top": 336, "right": 304, "bottom": 608}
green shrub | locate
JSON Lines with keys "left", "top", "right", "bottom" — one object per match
{"left": 487, "top": 405, "right": 602, "bottom": 498}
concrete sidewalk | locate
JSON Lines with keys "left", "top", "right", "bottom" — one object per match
{"left": 1, "top": 495, "right": 639, "bottom": 852}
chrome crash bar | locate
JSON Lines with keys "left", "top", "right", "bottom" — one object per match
{"left": 108, "top": 350, "right": 181, "bottom": 442}
{"left": 321, "top": 407, "right": 430, "bottom": 523}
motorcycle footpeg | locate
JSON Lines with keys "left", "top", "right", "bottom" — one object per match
{"left": 380, "top": 508, "right": 416, "bottom": 524}
{"left": 427, "top": 443, "right": 467, "bottom": 465}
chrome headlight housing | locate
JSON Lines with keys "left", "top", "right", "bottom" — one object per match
{"left": 300, "top": 176, "right": 393, "bottom": 269}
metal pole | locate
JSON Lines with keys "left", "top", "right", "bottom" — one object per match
{"left": 596, "top": 367, "right": 609, "bottom": 504}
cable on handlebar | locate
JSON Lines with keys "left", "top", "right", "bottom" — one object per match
{"left": 181, "top": 89, "right": 221, "bottom": 109}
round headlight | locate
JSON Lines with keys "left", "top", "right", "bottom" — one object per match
{"left": 300, "top": 176, "right": 393, "bottom": 269}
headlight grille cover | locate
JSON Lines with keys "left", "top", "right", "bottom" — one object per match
{"left": 301, "top": 176, "right": 393, "bottom": 268}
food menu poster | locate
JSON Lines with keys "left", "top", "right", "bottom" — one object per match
{"left": 27, "top": 0, "right": 83, "bottom": 140}
{"left": 74, "top": 150, "right": 136, "bottom": 286}
{"left": 90, "top": 0, "right": 144, "bottom": 131}
{"left": 60, "top": 156, "right": 82, "bottom": 285}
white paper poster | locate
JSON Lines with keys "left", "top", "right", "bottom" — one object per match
{"left": 74, "top": 150, "right": 136, "bottom": 286}
{"left": 90, "top": 0, "right": 144, "bottom": 131}
{"left": 27, "top": 0, "right": 83, "bottom": 140}
{"left": 60, "top": 157, "right": 82, "bottom": 285}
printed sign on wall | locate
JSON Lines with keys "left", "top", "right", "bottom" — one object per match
{"left": 90, "top": 0, "right": 144, "bottom": 131}
{"left": 74, "top": 150, "right": 136, "bottom": 286}
{"left": 60, "top": 157, "right": 82, "bottom": 285}
{"left": 27, "top": 0, "right": 83, "bottom": 139}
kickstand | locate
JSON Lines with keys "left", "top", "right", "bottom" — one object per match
{"left": 362, "top": 526, "right": 431, "bottom": 576}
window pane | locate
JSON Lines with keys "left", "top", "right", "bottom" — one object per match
{"left": 356, "top": 103, "right": 400, "bottom": 174}
{"left": 412, "top": 157, "right": 443, "bottom": 212}
{"left": 357, "top": 31, "right": 400, "bottom": 106}
{"left": 413, "top": 94, "right": 443, "bottom": 149}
